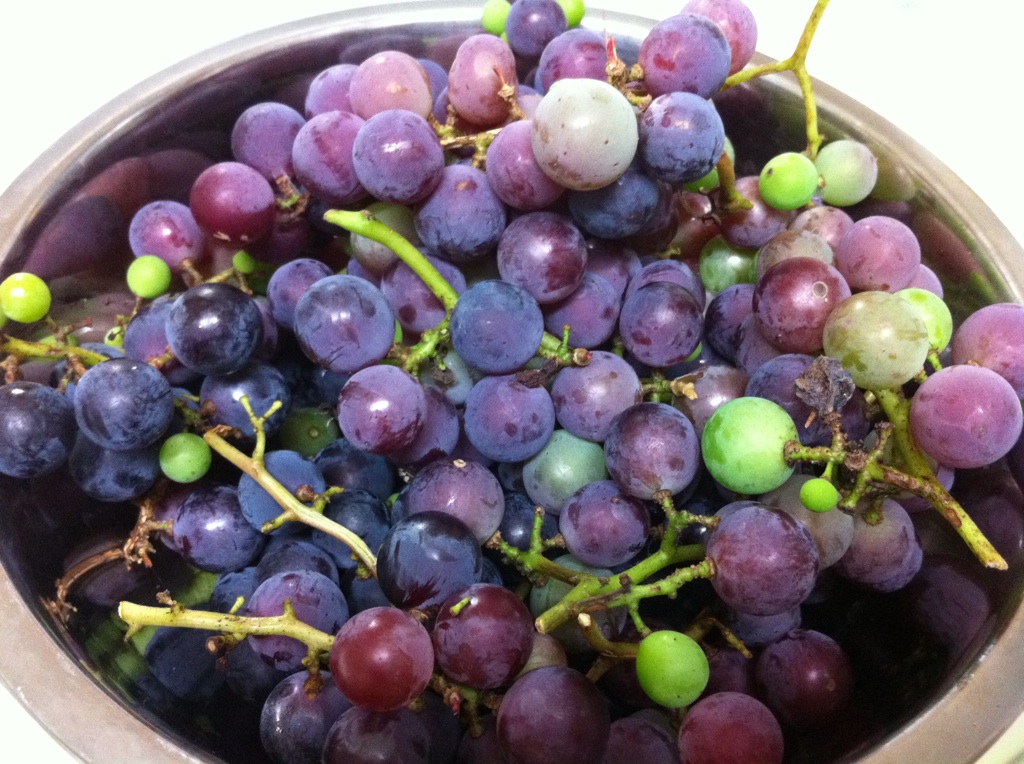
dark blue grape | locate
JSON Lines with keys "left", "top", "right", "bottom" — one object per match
{"left": 260, "top": 670, "right": 353, "bottom": 764}
{"left": 266, "top": 258, "right": 334, "bottom": 331}
{"left": 256, "top": 538, "right": 340, "bottom": 586}
{"left": 639, "top": 91, "right": 725, "bottom": 185}
{"left": 144, "top": 624, "right": 224, "bottom": 703}
{"left": 200, "top": 361, "right": 292, "bottom": 439}
{"left": 68, "top": 434, "right": 161, "bottom": 502}
{"left": 210, "top": 566, "right": 260, "bottom": 613}
{"left": 314, "top": 437, "right": 398, "bottom": 503}
{"left": 415, "top": 164, "right": 507, "bottom": 263}
{"left": 450, "top": 280, "right": 544, "bottom": 374}
{"left": 165, "top": 282, "right": 264, "bottom": 376}
{"left": 237, "top": 450, "right": 326, "bottom": 532}
{"left": 0, "top": 381, "right": 77, "bottom": 479}
{"left": 568, "top": 167, "right": 661, "bottom": 239}
{"left": 309, "top": 489, "right": 391, "bottom": 571}
{"left": 73, "top": 357, "right": 174, "bottom": 451}
{"left": 173, "top": 484, "right": 266, "bottom": 573}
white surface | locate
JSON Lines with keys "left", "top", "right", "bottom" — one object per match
{"left": 0, "top": 1, "right": 1021, "bottom": 762}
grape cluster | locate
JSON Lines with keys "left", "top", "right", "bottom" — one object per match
{"left": 1, "top": 1, "right": 1023, "bottom": 763}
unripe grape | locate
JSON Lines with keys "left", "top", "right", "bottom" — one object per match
{"left": 701, "top": 396, "right": 798, "bottom": 495}
{"left": 635, "top": 630, "right": 710, "bottom": 707}
{"left": 800, "top": 477, "right": 840, "bottom": 513}
{"left": 0, "top": 272, "right": 51, "bottom": 323}
{"left": 759, "top": 152, "right": 819, "bottom": 211}
{"left": 127, "top": 255, "right": 173, "bottom": 298}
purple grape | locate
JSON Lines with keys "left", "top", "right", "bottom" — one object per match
{"left": 166, "top": 282, "right": 264, "bottom": 376}
{"left": 834, "top": 215, "right": 921, "bottom": 292}
{"left": 604, "top": 402, "right": 701, "bottom": 499}
{"left": 237, "top": 449, "right": 326, "bottom": 533}
{"left": 381, "top": 254, "right": 466, "bottom": 335}
{"left": 585, "top": 239, "right": 642, "bottom": 299}
{"left": 559, "top": 480, "right": 650, "bottom": 567}
{"left": 68, "top": 434, "right": 161, "bottom": 502}
{"left": 638, "top": 12, "right": 731, "bottom": 99}
{"left": 403, "top": 457, "right": 505, "bottom": 544}
{"left": 536, "top": 27, "right": 607, "bottom": 92}
{"left": 719, "top": 176, "right": 794, "bottom": 250}
{"left": 753, "top": 257, "right": 851, "bottom": 354}
{"left": 352, "top": 109, "right": 445, "bottom": 204}
{"left": 304, "top": 63, "right": 357, "bottom": 117}
{"left": 189, "top": 160, "right": 277, "bottom": 246}
{"left": 619, "top": 281, "right": 703, "bottom": 368}
{"left": 260, "top": 671, "right": 352, "bottom": 764}
{"left": 173, "top": 484, "right": 266, "bottom": 573}
{"left": 314, "top": 437, "right": 398, "bottom": 503}
{"left": 542, "top": 272, "right": 620, "bottom": 349}
{"left": 505, "top": 0, "right": 568, "bottom": 59}
{"left": 833, "top": 498, "right": 922, "bottom": 593}
{"left": 463, "top": 374, "right": 555, "bottom": 463}
{"left": 128, "top": 200, "right": 205, "bottom": 272}
{"left": 496, "top": 211, "right": 587, "bottom": 303}
{"left": 266, "top": 258, "right": 333, "bottom": 330}
{"left": 200, "top": 360, "right": 291, "bottom": 439}
{"left": 605, "top": 712, "right": 678, "bottom": 764}
{"left": 449, "top": 280, "right": 543, "bottom": 374}
{"left": 951, "top": 302, "right": 1024, "bottom": 396}
{"left": 337, "top": 365, "right": 426, "bottom": 455}
{"left": 322, "top": 706, "right": 431, "bottom": 764}
{"left": 230, "top": 101, "right": 305, "bottom": 182}
{"left": 291, "top": 110, "right": 367, "bottom": 206}
{"left": 706, "top": 503, "right": 819, "bottom": 615}
{"left": 550, "top": 351, "right": 642, "bottom": 442}
{"left": 625, "top": 258, "right": 706, "bottom": 309}
{"left": 122, "top": 296, "right": 198, "bottom": 386}
{"left": 292, "top": 275, "right": 396, "bottom": 374}
{"left": 415, "top": 164, "right": 507, "bottom": 263}
{"left": 0, "top": 381, "right": 77, "bottom": 479}
{"left": 73, "top": 357, "right": 174, "bottom": 451}
{"left": 673, "top": 364, "right": 749, "bottom": 437}
{"left": 703, "top": 282, "right": 754, "bottom": 363}
{"left": 683, "top": 0, "right": 759, "bottom": 74}
{"left": 639, "top": 91, "right": 726, "bottom": 185}
{"left": 721, "top": 605, "right": 801, "bottom": 648}
{"left": 485, "top": 119, "right": 566, "bottom": 210}
{"left": 447, "top": 34, "right": 518, "bottom": 127}
{"left": 348, "top": 50, "right": 433, "bottom": 119}
{"left": 389, "top": 386, "right": 461, "bottom": 468}
{"left": 256, "top": 539, "right": 339, "bottom": 586}
{"left": 677, "top": 692, "right": 784, "bottom": 764}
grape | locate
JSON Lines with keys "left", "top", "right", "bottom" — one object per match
{"left": 315, "top": 437, "right": 398, "bottom": 503}
{"left": 256, "top": 539, "right": 340, "bottom": 587}
{"left": 505, "top": 0, "right": 568, "bottom": 59}
{"left": 683, "top": 0, "right": 758, "bottom": 74}
{"left": 834, "top": 215, "right": 920, "bottom": 292}
{"left": 758, "top": 152, "right": 819, "bottom": 210}
{"left": 496, "top": 666, "right": 610, "bottom": 764}
{"left": 531, "top": 78, "right": 638, "bottom": 191}
{"left": 200, "top": 361, "right": 292, "bottom": 439}
{"left": 706, "top": 502, "right": 819, "bottom": 615}
{"left": 464, "top": 373, "right": 555, "bottom": 462}
{"left": 189, "top": 161, "right": 277, "bottom": 246}
{"left": 447, "top": 34, "right": 518, "bottom": 127}
{"left": 337, "top": 365, "right": 426, "bottom": 455}
{"left": 260, "top": 671, "right": 351, "bottom": 764}
{"left": 721, "top": 605, "right": 801, "bottom": 648}
{"left": 266, "top": 258, "right": 333, "bottom": 331}
{"left": 755, "top": 629, "right": 853, "bottom": 728}
{"left": 0, "top": 381, "right": 77, "bottom": 479}
{"left": 814, "top": 139, "right": 878, "bottom": 206}
{"left": 718, "top": 176, "right": 794, "bottom": 250}
{"left": 309, "top": 489, "right": 390, "bottom": 572}
{"left": 833, "top": 498, "right": 922, "bottom": 592}
{"left": 322, "top": 706, "right": 432, "bottom": 764}
{"left": 605, "top": 712, "right": 679, "bottom": 764}
{"left": 909, "top": 365, "right": 1023, "bottom": 469}
{"left": 173, "top": 485, "right": 265, "bottom": 573}
{"left": 755, "top": 228, "right": 833, "bottom": 280}
{"left": 485, "top": 119, "right": 566, "bottom": 211}
{"left": 678, "top": 692, "right": 784, "bottom": 763}
{"left": 542, "top": 272, "right": 620, "bottom": 349}
{"left": 604, "top": 402, "right": 701, "bottom": 500}
{"left": 567, "top": 166, "right": 660, "bottom": 239}
{"left": 559, "top": 479, "right": 649, "bottom": 566}
{"left": 128, "top": 200, "right": 205, "bottom": 272}
{"left": 403, "top": 457, "right": 505, "bottom": 544}
{"left": 304, "top": 63, "right": 356, "bottom": 117}
{"left": 329, "top": 606, "right": 434, "bottom": 712}
{"left": 499, "top": 492, "right": 560, "bottom": 551}
{"left": 375, "top": 512, "right": 483, "bottom": 614}
{"left": 895, "top": 287, "right": 953, "bottom": 352}
{"left": 481, "top": 0, "right": 512, "bottom": 35}
{"left": 433, "top": 583, "right": 535, "bottom": 689}
{"left": 585, "top": 239, "right": 642, "bottom": 300}
{"left": 699, "top": 235, "right": 756, "bottom": 295}
{"left": 639, "top": 91, "right": 726, "bottom": 186}
{"left": 121, "top": 296, "right": 196, "bottom": 386}
{"left": 247, "top": 570, "right": 349, "bottom": 672}
{"left": 73, "top": 357, "right": 174, "bottom": 451}
{"left": 382, "top": 253, "right": 466, "bottom": 335}
{"left": 950, "top": 302, "right": 1024, "bottom": 395}
{"left": 619, "top": 281, "right": 703, "bottom": 368}
{"left": 822, "top": 291, "right": 930, "bottom": 390}
{"left": 703, "top": 283, "right": 754, "bottom": 362}
{"left": 291, "top": 110, "right": 367, "bottom": 206}
{"left": 0, "top": 272, "right": 51, "bottom": 323}
{"left": 672, "top": 364, "right": 749, "bottom": 437}
{"left": 523, "top": 429, "right": 608, "bottom": 513}
{"left": 144, "top": 625, "right": 224, "bottom": 703}
{"left": 639, "top": 12, "right": 731, "bottom": 98}
{"left": 230, "top": 101, "right": 305, "bottom": 183}
{"left": 68, "top": 434, "right": 161, "bottom": 502}
{"left": 753, "top": 257, "right": 851, "bottom": 354}
{"left": 789, "top": 203, "right": 854, "bottom": 250}
{"left": 166, "top": 283, "right": 264, "bottom": 376}
{"left": 635, "top": 630, "right": 710, "bottom": 707}
{"left": 352, "top": 109, "right": 445, "bottom": 205}
{"left": 292, "top": 275, "right": 396, "bottom": 375}
{"left": 237, "top": 449, "right": 325, "bottom": 533}
{"left": 497, "top": 211, "right": 587, "bottom": 303}
{"left": 799, "top": 477, "right": 840, "bottom": 513}
{"left": 349, "top": 50, "right": 433, "bottom": 119}
{"left": 701, "top": 396, "right": 797, "bottom": 495}
{"left": 415, "top": 164, "right": 507, "bottom": 263}
{"left": 450, "top": 280, "right": 543, "bottom": 374}
{"left": 125, "top": 255, "right": 172, "bottom": 299}
{"left": 624, "top": 258, "right": 705, "bottom": 309}
{"left": 159, "top": 432, "right": 212, "bottom": 483}
{"left": 389, "top": 386, "right": 460, "bottom": 468}
{"left": 536, "top": 27, "right": 606, "bottom": 92}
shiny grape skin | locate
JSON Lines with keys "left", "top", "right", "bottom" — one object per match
{"left": 450, "top": 280, "right": 544, "bottom": 374}
{"left": 188, "top": 160, "right": 277, "bottom": 246}
{"left": 266, "top": 258, "right": 334, "bottom": 331}
{"left": 559, "top": 479, "right": 650, "bottom": 567}
{"left": 496, "top": 211, "right": 587, "bottom": 304}
{"left": 375, "top": 512, "right": 483, "bottom": 615}
{"left": 237, "top": 449, "right": 326, "bottom": 533}
{"left": 200, "top": 361, "right": 292, "bottom": 439}
{"left": 950, "top": 302, "right": 1024, "bottom": 396}
{"left": 496, "top": 665, "right": 610, "bottom": 764}
{"left": 173, "top": 484, "right": 266, "bottom": 574}
{"left": 0, "top": 381, "right": 77, "bottom": 479}
{"left": 638, "top": 12, "right": 731, "bottom": 99}
{"left": 230, "top": 101, "right": 305, "bottom": 183}
{"left": 337, "top": 365, "right": 426, "bottom": 455}
{"left": 322, "top": 706, "right": 432, "bottom": 764}
{"left": 259, "top": 670, "right": 352, "bottom": 764}
{"left": 542, "top": 272, "right": 620, "bottom": 349}
{"left": 604, "top": 402, "right": 701, "bottom": 500}
{"left": 314, "top": 437, "right": 398, "bottom": 503}
{"left": 415, "top": 164, "right": 508, "bottom": 264}
{"left": 677, "top": 692, "right": 784, "bottom": 764}
{"left": 255, "top": 539, "right": 340, "bottom": 587}
{"left": 165, "top": 282, "right": 264, "bottom": 376}
{"left": 310, "top": 489, "right": 391, "bottom": 572}
{"left": 753, "top": 257, "right": 851, "bottom": 354}
{"left": 463, "top": 374, "right": 555, "bottom": 463}
{"left": 618, "top": 280, "right": 703, "bottom": 368}
{"left": 432, "top": 583, "right": 534, "bottom": 689}
{"left": 73, "top": 357, "right": 175, "bottom": 451}
{"left": 329, "top": 606, "right": 434, "bottom": 712}
{"left": 351, "top": 109, "right": 445, "bottom": 205}
{"left": 403, "top": 458, "right": 505, "bottom": 545}
{"left": 68, "top": 434, "right": 161, "bottom": 503}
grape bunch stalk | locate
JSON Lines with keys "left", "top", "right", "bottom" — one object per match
{"left": 1, "top": 0, "right": 1023, "bottom": 762}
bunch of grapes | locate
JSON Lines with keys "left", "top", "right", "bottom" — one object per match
{"left": 1, "top": 0, "right": 1023, "bottom": 763}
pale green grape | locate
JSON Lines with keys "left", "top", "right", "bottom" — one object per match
{"left": 895, "top": 287, "right": 953, "bottom": 352}
{"left": 699, "top": 235, "right": 756, "bottom": 294}
{"left": 635, "top": 630, "right": 709, "bottom": 708}
{"left": 759, "top": 151, "right": 819, "bottom": 210}
{"left": 126, "top": 255, "right": 172, "bottom": 298}
{"left": 522, "top": 429, "right": 608, "bottom": 512}
{"left": 701, "top": 397, "right": 798, "bottom": 495}
{"left": 482, "top": 0, "right": 512, "bottom": 35}
{"left": 0, "top": 272, "right": 51, "bottom": 323}
{"left": 814, "top": 139, "right": 878, "bottom": 206}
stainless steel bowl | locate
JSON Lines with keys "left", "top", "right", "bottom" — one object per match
{"left": 1, "top": 2, "right": 1022, "bottom": 762}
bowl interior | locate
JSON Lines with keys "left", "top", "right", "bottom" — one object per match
{"left": 1, "top": 3, "right": 1023, "bottom": 763}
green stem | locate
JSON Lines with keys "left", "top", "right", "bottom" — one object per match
{"left": 0, "top": 334, "right": 110, "bottom": 367}
{"left": 324, "top": 209, "right": 460, "bottom": 311}
{"left": 873, "top": 388, "right": 1006, "bottom": 570}
{"left": 203, "top": 426, "right": 378, "bottom": 576}
{"left": 118, "top": 601, "right": 334, "bottom": 654}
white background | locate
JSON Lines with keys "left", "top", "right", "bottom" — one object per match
{"left": 0, "top": 1, "right": 1021, "bottom": 762}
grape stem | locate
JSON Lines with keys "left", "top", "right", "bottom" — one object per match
{"left": 202, "top": 400, "right": 378, "bottom": 576}
{"left": 577, "top": 613, "right": 639, "bottom": 657}
{"left": 0, "top": 334, "right": 110, "bottom": 367}
{"left": 723, "top": 0, "right": 830, "bottom": 157}
{"left": 117, "top": 599, "right": 335, "bottom": 654}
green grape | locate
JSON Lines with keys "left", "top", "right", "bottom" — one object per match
{"left": 0, "top": 272, "right": 51, "bottom": 323}
{"left": 522, "top": 429, "right": 608, "bottom": 511}
{"left": 684, "top": 136, "right": 734, "bottom": 193}
{"left": 126, "top": 255, "right": 172, "bottom": 298}
{"left": 799, "top": 477, "right": 840, "bottom": 513}
{"left": 699, "top": 235, "right": 756, "bottom": 294}
{"left": 0, "top": 308, "right": 6, "bottom": 329}
{"left": 635, "top": 630, "right": 709, "bottom": 708}
{"left": 232, "top": 250, "right": 259, "bottom": 275}
{"left": 814, "top": 139, "right": 878, "bottom": 207}
{"left": 895, "top": 287, "right": 953, "bottom": 352}
{"left": 159, "top": 432, "right": 213, "bottom": 483}
{"left": 557, "top": 0, "right": 586, "bottom": 28}
{"left": 278, "top": 407, "right": 342, "bottom": 458}
{"left": 701, "top": 396, "right": 798, "bottom": 495}
{"left": 482, "top": 0, "right": 512, "bottom": 35}
{"left": 758, "top": 151, "right": 819, "bottom": 210}
{"left": 822, "top": 291, "right": 930, "bottom": 390}
{"left": 104, "top": 325, "right": 125, "bottom": 349}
